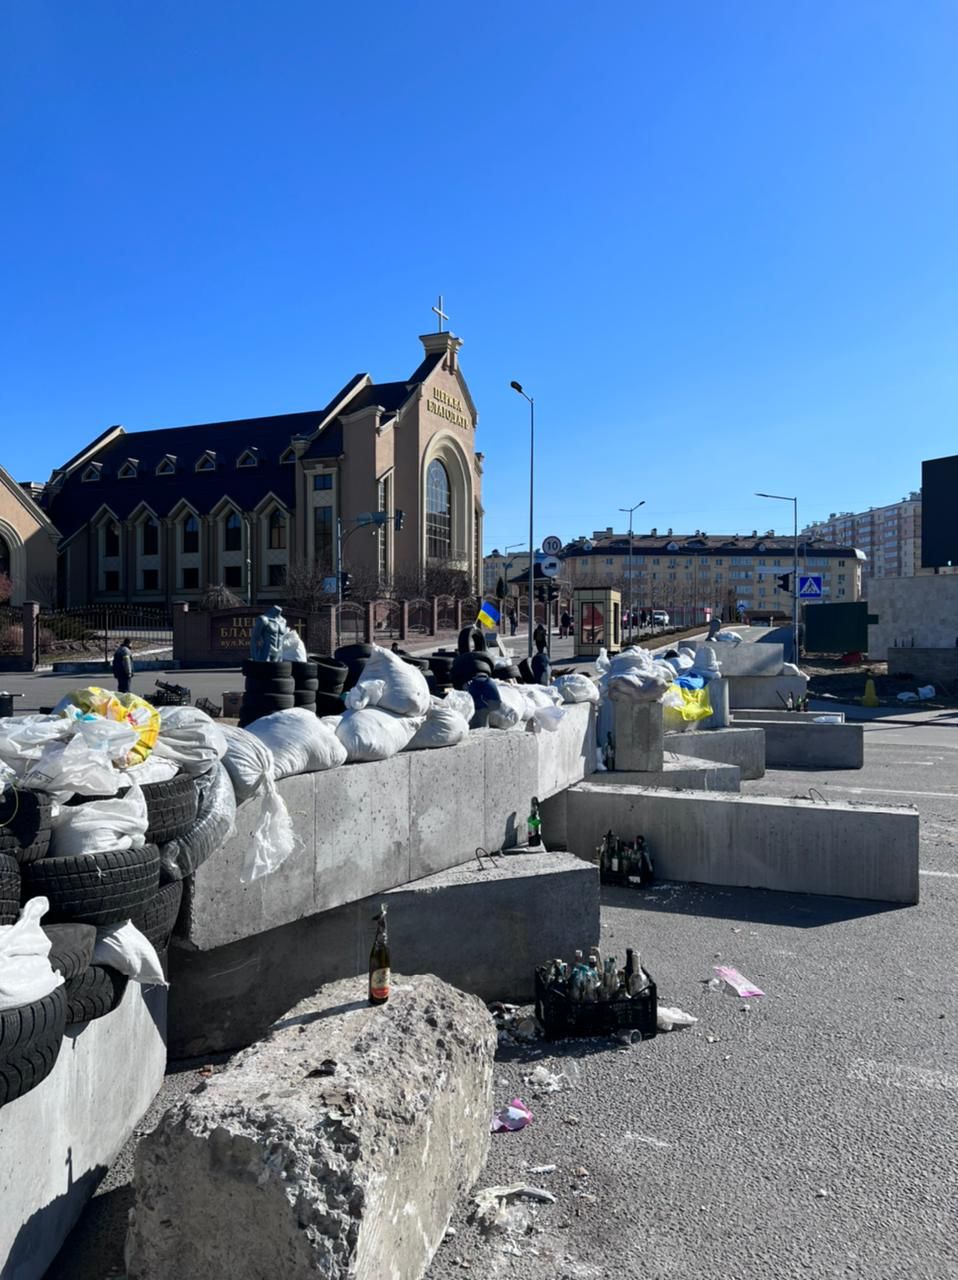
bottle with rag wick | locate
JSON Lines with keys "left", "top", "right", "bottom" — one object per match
{"left": 368, "top": 904, "right": 390, "bottom": 1006}
{"left": 527, "top": 796, "right": 542, "bottom": 848}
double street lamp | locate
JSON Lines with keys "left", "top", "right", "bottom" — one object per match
{"left": 755, "top": 491, "right": 799, "bottom": 660}
{"left": 619, "top": 499, "right": 645, "bottom": 640}
{"left": 510, "top": 381, "right": 535, "bottom": 658}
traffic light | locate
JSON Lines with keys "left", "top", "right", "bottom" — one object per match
{"left": 776, "top": 573, "right": 791, "bottom": 593}
{"left": 547, "top": 582, "right": 559, "bottom": 602}
{"left": 393, "top": 508, "right": 405, "bottom": 531}
{"left": 340, "top": 571, "right": 353, "bottom": 600}
{"left": 496, "top": 577, "right": 506, "bottom": 599}
{"left": 536, "top": 586, "right": 545, "bottom": 602}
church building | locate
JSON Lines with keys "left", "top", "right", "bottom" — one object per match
{"left": 44, "top": 330, "right": 483, "bottom": 607}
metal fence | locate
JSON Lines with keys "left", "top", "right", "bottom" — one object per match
{"left": 36, "top": 605, "right": 174, "bottom": 662}
{"left": 0, "top": 606, "right": 20, "bottom": 654}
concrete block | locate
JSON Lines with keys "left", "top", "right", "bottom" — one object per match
{"left": 408, "top": 734, "right": 486, "bottom": 878}
{"left": 169, "top": 851, "right": 598, "bottom": 1056}
{"left": 702, "top": 677, "right": 729, "bottom": 729}
{"left": 726, "top": 673, "right": 808, "bottom": 709}
{"left": 535, "top": 701, "right": 595, "bottom": 799}
{"left": 127, "top": 975, "right": 495, "bottom": 1280}
{"left": 562, "top": 783, "right": 919, "bottom": 903}
{"left": 592, "top": 757, "right": 741, "bottom": 793}
{"left": 0, "top": 984, "right": 167, "bottom": 1280}
{"left": 702, "top": 641, "right": 784, "bottom": 677}
{"left": 615, "top": 700, "right": 664, "bottom": 772}
{"left": 479, "top": 727, "right": 537, "bottom": 852}
{"left": 664, "top": 726, "right": 766, "bottom": 780}
{"left": 759, "top": 720, "right": 864, "bottom": 769}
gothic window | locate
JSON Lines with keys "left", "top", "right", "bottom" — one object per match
{"left": 224, "top": 512, "right": 243, "bottom": 552}
{"left": 268, "top": 510, "right": 286, "bottom": 550}
{"left": 118, "top": 460, "right": 137, "bottom": 479}
{"left": 196, "top": 453, "right": 216, "bottom": 472}
{"left": 81, "top": 464, "right": 101, "bottom": 482}
{"left": 182, "top": 516, "right": 199, "bottom": 554}
{"left": 156, "top": 456, "right": 176, "bottom": 476}
{"left": 426, "top": 459, "right": 451, "bottom": 559}
{"left": 237, "top": 450, "right": 258, "bottom": 468}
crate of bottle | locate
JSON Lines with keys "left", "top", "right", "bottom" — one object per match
{"left": 534, "top": 966, "right": 657, "bottom": 1042}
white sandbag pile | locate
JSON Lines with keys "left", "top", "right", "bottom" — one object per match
{"left": 336, "top": 646, "right": 432, "bottom": 761}
{"left": 602, "top": 647, "right": 672, "bottom": 703}
{"left": 0, "top": 898, "right": 64, "bottom": 1012}
{"left": 554, "top": 674, "right": 599, "bottom": 705}
{"left": 51, "top": 781, "right": 148, "bottom": 856}
{"left": 153, "top": 706, "right": 227, "bottom": 776}
{"left": 407, "top": 698, "right": 471, "bottom": 751}
{"left": 246, "top": 708, "right": 347, "bottom": 779}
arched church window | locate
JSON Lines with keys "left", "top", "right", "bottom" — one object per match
{"left": 0, "top": 533, "right": 10, "bottom": 579}
{"left": 426, "top": 460, "right": 451, "bottom": 559}
{"left": 104, "top": 522, "right": 120, "bottom": 557}
{"left": 268, "top": 510, "right": 287, "bottom": 550}
{"left": 143, "top": 518, "right": 159, "bottom": 556}
{"left": 225, "top": 512, "right": 243, "bottom": 552}
{"left": 182, "top": 516, "right": 199, "bottom": 554}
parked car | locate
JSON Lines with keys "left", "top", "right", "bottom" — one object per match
{"left": 651, "top": 610, "right": 670, "bottom": 626}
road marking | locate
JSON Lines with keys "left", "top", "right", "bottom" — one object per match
{"left": 848, "top": 1058, "right": 958, "bottom": 1092}
{"left": 920, "top": 869, "right": 958, "bottom": 879}
{"left": 824, "top": 785, "right": 958, "bottom": 800}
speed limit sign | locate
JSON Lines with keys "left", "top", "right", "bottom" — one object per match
{"left": 542, "top": 535, "right": 563, "bottom": 556}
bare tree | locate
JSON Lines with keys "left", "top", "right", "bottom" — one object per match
{"left": 198, "top": 583, "right": 245, "bottom": 611}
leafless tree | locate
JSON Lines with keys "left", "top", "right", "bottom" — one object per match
{"left": 198, "top": 583, "right": 245, "bottom": 611}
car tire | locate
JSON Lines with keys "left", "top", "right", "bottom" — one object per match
{"left": 293, "top": 677, "right": 319, "bottom": 692}
{"left": 242, "top": 659, "right": 292, "bottom": 678}
{"left": 0, "top": 986, "right": 68, "bottom": 1107}
{"left": 244, "top": 676, "right": 296, "bottom": 696}
{"left": 142, "top": 774, "right": 198, "bottom": 846}
{"left": 334, "top": 643, "right": 374, "bottom": 663}
{"left": 294, "top": 690, "right": 318, "bottom": 708}
{"left": 0, "top": 790, "right": 53, "bottom": 865}
{"left": 0, "top": 853, "right": 20, "bottom": 925}
{"left": 314, "top": 692, "right": 346, "bottom": 718}
{"left": 291, "top": 661, "right": 319, "bottom": 683}
{"left": 22, "top": 845, "right": 161, "bottom": 927}
{"left": 129, "top": 879, "right": 184, "bottom": 953}
{"left": 242, "top": 693, "right": 296, "bottom": 714}
{"left": 65, "top": 964, "right": 128, "bottom": 1026}
{"left": 312, "top": 658, "right": 349, "bottom": 694}
{"left": 43, "top": 922, "right": 97, "bottom": 980}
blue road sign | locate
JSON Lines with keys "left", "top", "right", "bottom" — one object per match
{"left": 799, "top": 574, "right": 823, "bottom": 599}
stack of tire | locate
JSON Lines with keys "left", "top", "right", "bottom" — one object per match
{"left": 334, "top": 643, "right": 372, "bottom": 694}
{"left": 291, "top": 660, "right": 318, "bottom": 714}
{"left": 450, "top": 626, "right": 496, "bottom": 690}
{"left": 239, "top": 659, "right": 294, "bottom": 728}
{"left": 313, "top": 654, "right": 349, "bottom": 717}
{"left": 427, "top": 653, "right": 455, "bottom": 696}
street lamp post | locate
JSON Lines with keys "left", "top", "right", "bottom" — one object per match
{"left": 755, "top": 492, "right": 799, "bottom": 660}
{"left": 510, "top": 381, "right": 535, "bottom": 658}
{"left": 618, "top": 500, "right": 645, "bottom": 641}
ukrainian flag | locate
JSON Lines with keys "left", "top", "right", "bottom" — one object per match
{"left": 476, "top": 600, "right": 501, "bottom": 629}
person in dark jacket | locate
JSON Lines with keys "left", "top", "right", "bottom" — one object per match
{"left": 112, "top": 639, "right": 134, "bottom": 693}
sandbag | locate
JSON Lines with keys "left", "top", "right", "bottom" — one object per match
{"left": 121, "top": 756, "right": 180, "bottom": 787}
{"left": 280, "top": 629, "right": 308, "bottom": 662}
{"left": 153, "top": 706, "right": 228, "bottom": 777}
{"left": 158, "top": 763, "right": 236, "bottom": 882}
{"left": 344, "top": 645, "right": 431, "bottom": 717}
{"left": 20, "top": 733, "right": 128, "bottom": 798}
{"left": 93, "top": 920, "right": 166, "bottom": 986}
{"left": 335, "top": 708, "right": 423, "bottom": 762}
{"left": 0, "top": 897, "right": 64, "bottom": 1012}
{"left": 608, "top": 667, "right": 671, "bottom": 703}
{"left": 554, "top": 674, "right": 599, "bottom": 704}
{"left": 246, "top": 708, "right": 347, "bottom": 779}
{"left": 406, "top": 700, "right": 471, "bottom": 751}
{"left": 443, "top": 689, "right": 475, "bottom": 723}
{"left": 50, "top": 782, "right": 148, "bottom": 856}
{"left": 53, "top": 688, "right": 160, "bottom": 764}
{"left": 220, "top": 725, "right": 276, "bottom": 802}
{"left": 0, "top": 715, "right": 73, "bottom": 770}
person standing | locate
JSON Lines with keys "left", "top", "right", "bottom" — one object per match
{"left": 560, "top": 609, "right": 571, "bottom": 639}
{"left": 508, "top": 605, "right": 518, "bottom": 636}
{"left": 112, "top": 638, "right": 134, "bottom": 693}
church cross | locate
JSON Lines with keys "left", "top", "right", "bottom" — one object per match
{"left": 432, "top": 294, "right": 449, "bottom": 332}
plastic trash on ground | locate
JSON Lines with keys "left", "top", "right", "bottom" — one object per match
{"left": 246, "top": 707, "right": 347, "bottom": 778}
{"left": 152, "top": 705, "right": 227, "bottom": 776}
{"left": 918, "top": 685, "right": 936, "bottom": 700}
{"left": 656, "top": 1005, "right": 698, "bottom": 1031}
{"left": 714, "top": 630, "right": 743, "bottom": 645}
{"left": 93, "top": 920, "right": 167, "bottom": 985}
{"left": 53, "top": 688, "right": 160, "bottom": 764}
{"left": 897, "top": 691, "right": 919, "bottom": 703}
{"left": 51, "top": 781, "right": 148, "bottom": 856}
{"left": 782, "top": 662, "right": 803, "bottom": 676}
{"left": 0, "top": 897, "right": 64, "bottom": 1011}
{"left": 490, "top": 1098, "right": 533, "bottom": 1133}
{"left": 713, "top": 965, "right": 765, "bottom": 997}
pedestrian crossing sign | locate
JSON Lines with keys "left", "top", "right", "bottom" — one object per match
{"left": 799, "top": 574, "right": 823, "bottom": 599}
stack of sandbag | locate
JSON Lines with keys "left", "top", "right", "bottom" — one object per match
{"left": 406, "top": 690, "right": 474, "bottom": 751}
{"left": 336, "top": 646, "right": 430, "bottom": 762}
{"left": 602, "top": 647, "right": 673, "bottom": 703}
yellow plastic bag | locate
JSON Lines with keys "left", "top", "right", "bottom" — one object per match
{"left": 662, "top": 684, "right": 713, "bottom": 729}
{"left": 57, "top": 687, "right": 160, "bottom": 765}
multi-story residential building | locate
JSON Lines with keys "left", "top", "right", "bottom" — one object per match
{"left": 558, "top": 528, "right": 863, "bottom": 622}
{"left": 801, "top": 494, "right": 921, "bottom": 586}
{"left": 482, "top": 549, "right": 539, "bottom": 596}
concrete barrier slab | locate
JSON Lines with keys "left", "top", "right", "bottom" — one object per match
{"left": 734, "top": 709, "right": 846, "bottom": 723}
{"left": 702, "top": 641, "right": 784, "bottom": 676}
{"left": 593, "top": 757, "right": 742, "bottom": 793}
{"left": 0, "top": 984, "right": 167, "bottom": 1280}
{"left": 408, "top": 734, "right": 486, "bottom": 878}
{"left": 169, "top": 851, "right": 598, "bottom": 1056}
{"left": 759, "top": 720, "right": 863, "bottom": 769}
{"left": 726, "top": 674, "right": 808, "bottom": 709}
{"left": 561, "top": 783, "right": 919, "bottom": 903}
{"left": 664, "top": 726, "right": 766, "bottom": 780}
{"left": 479, "top": 727, "right": 538, "bottom": 852}
{"left": 536, "top": 702, "right": 595, "bottom": 799}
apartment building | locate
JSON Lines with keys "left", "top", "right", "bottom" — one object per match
{"left": 558, "top": 528, "right": 863, "bottom": 622}
{"left": 802, "top": 494, "right": 921, "bottom": 586}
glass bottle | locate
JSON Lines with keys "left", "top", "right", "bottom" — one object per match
{"left": 368, "top": 904, "right": 390, "bottom": 1006}
{"left": 527, "top": 797, "right": 542, "bottom": 848}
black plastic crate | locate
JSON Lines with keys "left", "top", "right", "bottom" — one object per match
{"left": 534, "top": 966, "right": 657, "bottom": 1042}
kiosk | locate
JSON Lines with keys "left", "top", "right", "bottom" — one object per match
{"left": 574, "top": 587, "right": 622, "bottom": 657}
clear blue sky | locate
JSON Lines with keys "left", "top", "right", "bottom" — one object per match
{"left": 2, "top": 2, "right": 956, "bottom": 552}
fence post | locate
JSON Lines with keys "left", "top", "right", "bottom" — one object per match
{"left": 430, "top": 597, "right": 439, "bottom": 636}
{"left": 21, "top": 601, "right": 39, "bottom": 671}
{"left": 364, "top": 601, "right": 374, "bottom": 644}
{"left": 399, "top": 600, "right": 409, "bottom": 641}
{"left": 455, "top": 599, "right": 464, "bottom": 632}
{"left": 171, "top": 602, "right": 189, "bottom": 665}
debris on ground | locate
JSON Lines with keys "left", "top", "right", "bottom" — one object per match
{"left": 656, "top": 1005, "right": 698, "bottom": 1031}
{"left": 712, "top": 965, "right": 765, "bottom": 998}
{"left": 527, "top": 1163, "right": 557, "bottom": 1175}
{"left": 523, "top": 1063, "right": 569, "bottom": 1094}
{"left": 473, "top": 1183, "right": 556, "bottom": 1242}
{"left": 490, "top": 1097, "right": 533, "bottom": 1132}
{"left": 488, "top": 1001, "right": 542, "bottom": 1044}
